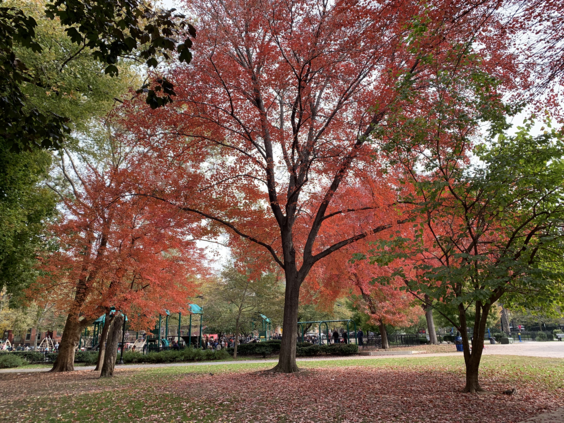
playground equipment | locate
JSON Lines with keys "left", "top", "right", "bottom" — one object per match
{"left": 251, "top": 314, "right": 272, "bottom": 341}
{"left": 147, "top": 304, "right": 204, "bottom": 353}
{"left": 38, "top": 336, "right": 55, "bottom": 351}
{"left": 297, "top": 319, "right": 358, "bottom": 345}
{"left": 132, "top": 336, "right": 146, "bottom": 352}
{"left": 179, "top": 304, "right": 204, "bottom": 349}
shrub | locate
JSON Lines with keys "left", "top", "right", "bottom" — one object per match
{"left": 296, "top": 344, "right": 321, "bottom": 356}
{"left": 120, "top": 347, "right": 230, "bottom": 364}
{"left": 535, "top": 332, "right": 548, "bottom": 341}
{"left": 296, "top": 343, "right": 358, "bottom": 357}
{"left": 75, "top": 351, "right": 98, "bottom": 364}
{"left": 0, "top": 351, "right": 44, "bottom": 363}
{"left": 235, "top": 341, "right": 281, "bottom": 356}
{"left": 0, "top": 354, "right": 26, "bottom": 368}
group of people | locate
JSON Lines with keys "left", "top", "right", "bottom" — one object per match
{"left": 1, "top": 342, "right": 60, "bottom": 352}
{"left": 302, "top": 329, "right": 365, "bottom": 346}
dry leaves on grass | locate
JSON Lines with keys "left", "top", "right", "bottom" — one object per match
{"left": 0, "top": 365, "right": 562, "bottom": 422}
{"left": 162, "top": 366, "right": 561, "bottom": 423}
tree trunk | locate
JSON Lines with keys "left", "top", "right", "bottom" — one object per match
{"left": 95, "top": 313, "right": 112, "bottom": 371}
{"left": 233, "top": 316, "right": 241, "bottom": 359}
{"left": 500, "top": 306, "right": 510, "bottom": 334}
{"left": 460, "top": 302, "right": 490, "bottom": 393}
{"left": 425, "top": 307, "right": 438, "bottom": 344}
{"left": 32, "top": 327, "right": 38, "bottom": 350}
{"left": 51, "top": 314, "right": 82, "bottom": 372}
{"left": 272, "top": 274, "right": 300, "bottom": 373}
{"left": 379, "top": 321, "right": 389, "bottom": 349}
{"left": 100, "top": 314, "right": 123, "bottom": 377}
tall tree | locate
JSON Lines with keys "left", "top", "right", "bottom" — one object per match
{"left": 121, "top": 0, "right": 517, "bottom": 372}
{"left": 30, "top": 129, "right": 205, "bottom": 373}
{"left": 0, "top": 0, "right": 138, "bottom": 299}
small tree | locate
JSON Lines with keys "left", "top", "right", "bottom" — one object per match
{"left": 201, "top": 265, "right": 283, "bottom": 358}
{"left": 367, "top": 120, "right": 564, "bottom": 392}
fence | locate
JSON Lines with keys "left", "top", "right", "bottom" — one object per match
{"left": 364, "top": 333, "right": 428, "bottom": 349}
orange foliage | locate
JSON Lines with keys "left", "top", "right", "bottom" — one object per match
{"left": 29, "top": 147, "right": 206, "bottom": 331}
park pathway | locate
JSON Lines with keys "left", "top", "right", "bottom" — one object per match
{"left": 1, "top": 341, "right": 562, "bottom": 374}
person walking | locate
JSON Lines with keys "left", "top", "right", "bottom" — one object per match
{"left": 342, "top": 331, "right": 348, "bottom": 344}
{"left": 357, "top": 329, "right": 364, "bottom": 348}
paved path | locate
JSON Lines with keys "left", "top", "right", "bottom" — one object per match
{"left": 2, "top": 341, "right": 562, "bottom": 374}
{"left": 519, "top": 408, "right": 564, "bottom": 423}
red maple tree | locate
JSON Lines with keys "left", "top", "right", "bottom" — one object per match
{"left": 120, "top": 0, "right": 519, "bottom": 372}
{"left": 30, "top": 141, "right": 205, "bottom": 372}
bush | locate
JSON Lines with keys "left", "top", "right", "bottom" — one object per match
{"left": 120, "top": 347, "right": 230, "bottom": 364}
{"left": 535, "top": 332, "right": 549, "bottom": 341}
{"left": 296, "top": 343, "right": 358, "bottom": 357}
{"left": 0, "top": 354, "right": 26, "bottom": 368}
{"left": 0, "top": 351, "right": 45, "bottom": 363}
{"left": 235, "top": 340, "right": 281, "bottom": 356}
{"left": 75, "top": 351, "right": 98, "bottom": 364}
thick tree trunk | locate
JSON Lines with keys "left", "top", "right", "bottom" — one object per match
{"left": 425, "top": 307, "right": 438, "bottom": 344}
{"left": 51, "top": 314, "right": 82, "bottom": 372}
{"left": 100, "top": 314, "right": 123, "bottom": 377}
{"left": 379, "top": 321, "right": 389, "bottom": 349}
{"left": 95, "top": 313, "right": 112, "bottom": 371}
{"left": 272, "top": 274, "right": 300, "bottom": 373}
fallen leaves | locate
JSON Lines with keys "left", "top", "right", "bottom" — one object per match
{"left": 0, "top": 358, "right": 562, "bottom": 422}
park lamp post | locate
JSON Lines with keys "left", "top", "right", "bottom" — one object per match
{"left": 119, "top": 314, "right": 127, "bottom": 365}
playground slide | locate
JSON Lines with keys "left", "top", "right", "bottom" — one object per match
{"left": 132, "top": 338, "right": 146, "bottom": 351}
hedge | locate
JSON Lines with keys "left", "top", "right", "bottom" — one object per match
{"left": 227, "top": 341, "right": 358, "bottom": 357}
{"left": 0, "top": 354, "right": 26, "bottom": 368}
{"left": 121, "top": 348, "right": 230, "bottom": 364}
{"left": 0, "top": 350, "right": 98, "bottom": 364}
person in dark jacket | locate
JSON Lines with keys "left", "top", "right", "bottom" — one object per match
{"left": 342, "top": 331, "right": 348, "bottom": 344}
{"left": 332, "top": 329, "right": 340, "bottom": 344}
{"left": 357, "top": 329, "right": 364, "bottom": 347}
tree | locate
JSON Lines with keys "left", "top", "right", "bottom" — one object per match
{"left": 318, "top": 242, "right": 422, "bottom": 349}
{"left": 29, "top": 129, "right": 205, "bottom": 373}
{"left": 199, "top": 263, "right": 284, "bottom": 357}
{"left": 366, "top": 116, "right": 564, "bottom": 392}
{"left": 0, "top": 0, "right": 141, "bottom": 299}
{"left": 0, "top": 0, "right": 195, "bottom": 154}
{"left": 121, "top": 0, "right": 518, "bottom": 372}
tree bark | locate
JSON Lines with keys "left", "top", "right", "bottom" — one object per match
{"left": 100, "top": 314, "right": 123, "bottom": 377}
{"left": 50, "top": 314, "right": 82, "bottom": 372}
{"left": 32, "top": 327, "right": 38, "bottom": 350}
{"left": 425, "top": 306, "right": 438, "bottom": 344}
{"left": 233, "top": 316, "right": 241, "bottom": 359}
{"left": 500, "top": 306, "right": 511, "bottom": 334}
{"left": 272, "top": 272, "right": 300, "bottom": 373}
{"left": 379, "top": 321, "right": 389, "bottom": 350}
{"left": 95, "top": 313, "right": 112, "bottom": 371}
{"left": 460, "top": 302, "right": 490, "bottom": 393}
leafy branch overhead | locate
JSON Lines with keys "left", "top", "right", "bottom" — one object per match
{"left": 0, "top": 0, "right": 196, "bottom": 152}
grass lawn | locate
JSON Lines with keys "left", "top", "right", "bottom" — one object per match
{"left": 1, "top": 355, "right": 562, "bottom": 422}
